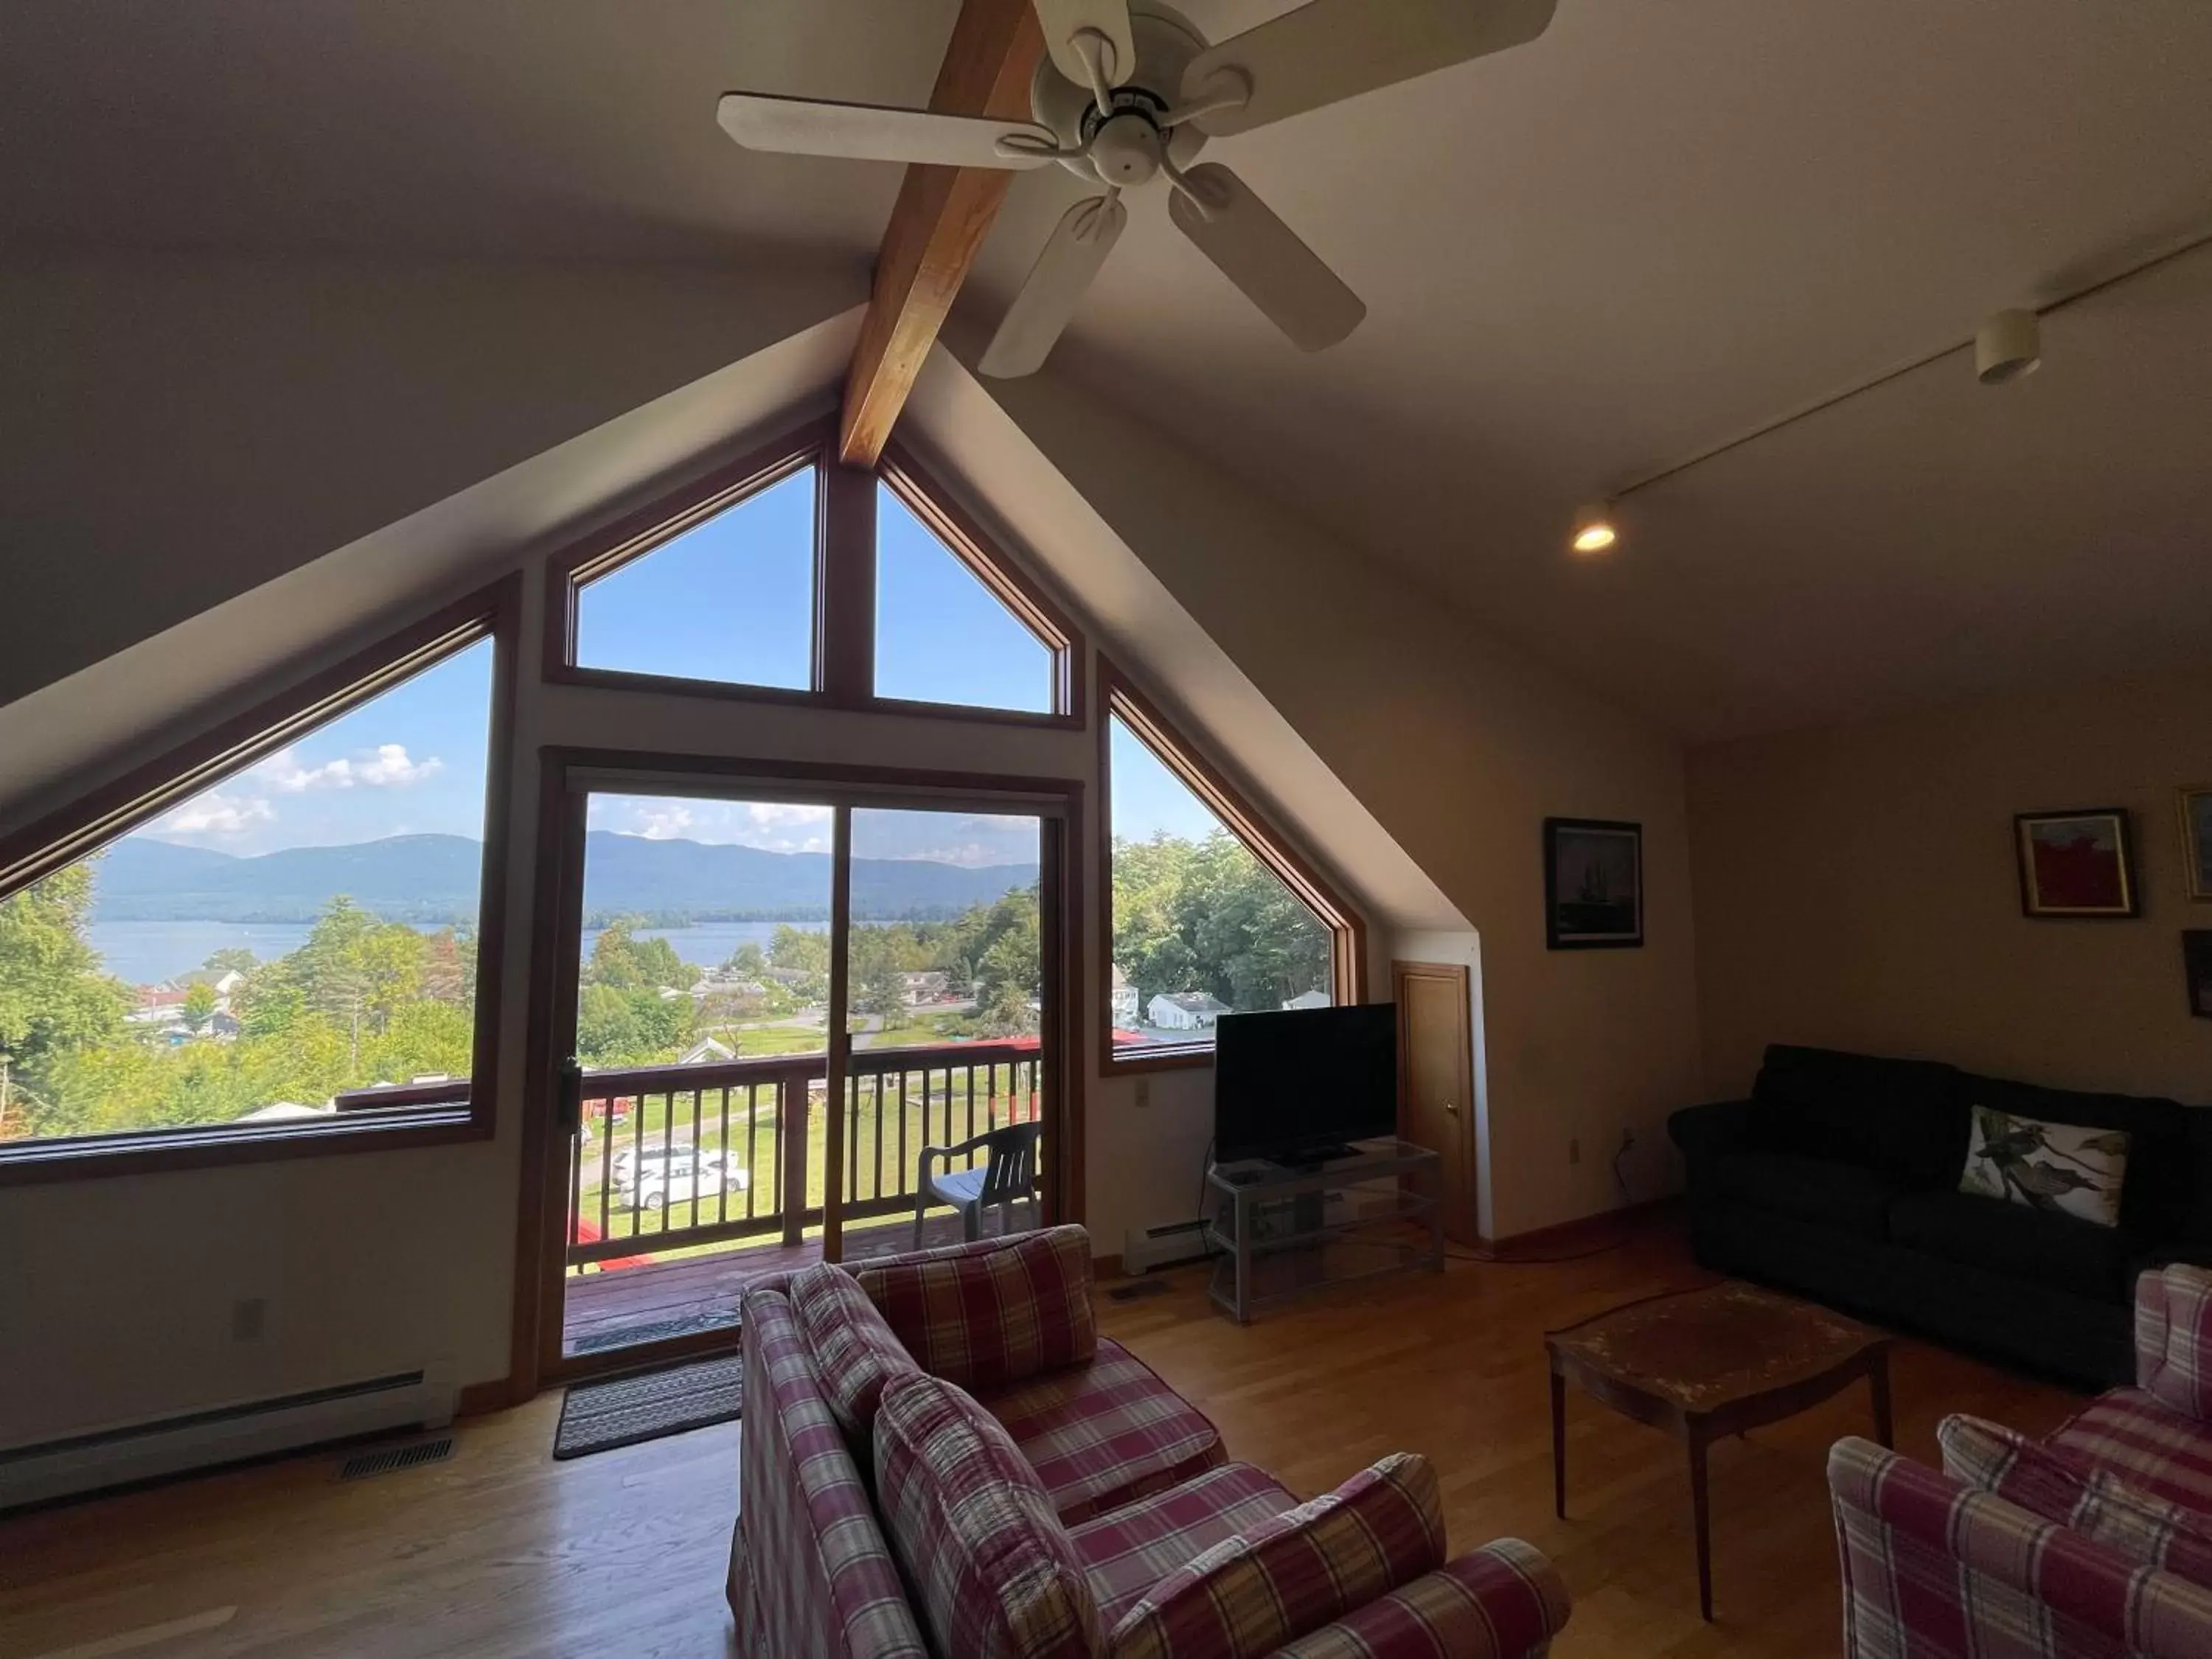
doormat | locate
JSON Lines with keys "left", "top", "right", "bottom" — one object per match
{"left": 552, "top": 1354, "right": 744, "bottom": 1460}
{"left": 569, "top": 1308, "right": 741, "bottom": 1354}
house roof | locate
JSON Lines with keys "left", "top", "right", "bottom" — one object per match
{"left": 1156, "top": 990, "right": 1231, "bottom": 1014}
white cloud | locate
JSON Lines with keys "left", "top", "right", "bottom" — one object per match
{"left": 748, "top": 802, "right": 834, "bottom": 829}
{"left": 631, "top": 803, "right": 697, "bottom": 841}
{"left": 254, "top": 742, "right": 441, "bottom": 793}
{"left": 356, "top": 743, "right": 441, "bottom": 786}
{"left": 156, "top": 791, "right": 276, "bottom": 837}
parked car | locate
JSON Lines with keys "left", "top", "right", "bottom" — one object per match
{"left": 613, "top": 1147, "right": 748, "bottom": 1211}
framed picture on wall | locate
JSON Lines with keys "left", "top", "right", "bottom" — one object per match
{"left": 1544, "top": 818, "right": 1643, "bottom": 949}
{"left": 2014, "top": 808, "right": 2139, "bottom": 919}
{"left": 2178, "top": 788, "right": 2212, "bottom": 902}
{"left": 2186, "top": 932, "right": 2212, "bottom": 1020}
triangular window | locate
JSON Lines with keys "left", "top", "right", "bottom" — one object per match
{"left": 1104, "top": 672, "right": 1358, "bottom": 1065}
{"left": 874, "top": 480, "right": 1056, "bottom": 714}
{"left": 574, "top": 462, "right": 816, "bottom": 693}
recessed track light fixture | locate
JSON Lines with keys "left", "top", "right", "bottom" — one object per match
{"left": 1569, "top": 504, "right": 1618, "bottom": 555}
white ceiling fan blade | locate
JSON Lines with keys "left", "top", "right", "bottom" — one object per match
{"left": 980, "top": 195, "right": 1128, "bottom": 380}
{"left": 716, "top": 91, "right": 1058, "bottom": 170}
{"left": 1168, "top": 164, "right": 1365, "bottom": 352}
{"left": 1180, "top": 0, "right": 1559, "bottom": 137}
{"left": 1032, "top": 0, "right": 1136, "bottom": 94}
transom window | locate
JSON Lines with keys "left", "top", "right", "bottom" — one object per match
{"left": 0, "top": 582, "right": 517, "bottom": 1177}
{"left": 1101, "top": 666, "right": 1363, "bottom": 1068}
{"left": 874, "top": 479, "right": 1053, "bottom": 715}
{"left": 548, "top": 426, "right": 1079, "bottom": 723}
{"left": 574, "top": 460, "right": 815, "bottom": 693}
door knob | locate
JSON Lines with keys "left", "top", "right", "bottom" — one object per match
{"left": 1443, "top": 1101, "right": 1458, "bottom": 1115}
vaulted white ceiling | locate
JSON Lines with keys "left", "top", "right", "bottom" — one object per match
{"left": 8, "top": 0, "right": 2211, "bottom": 739}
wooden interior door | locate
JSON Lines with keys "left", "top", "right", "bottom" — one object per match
{"left": 1393, "top": 960, "right": 1478, "bottom": 1245}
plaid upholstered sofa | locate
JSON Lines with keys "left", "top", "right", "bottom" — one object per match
{"left": 1829, "top": 1264, "right": 2212, "bottom": 1656}
{"left": 728, "top": 1224, "right": 1570, "bottom": 1658}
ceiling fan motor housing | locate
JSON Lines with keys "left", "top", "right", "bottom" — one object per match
{"left": 1031, "top": 4, "right": 1209, "bottom": 183}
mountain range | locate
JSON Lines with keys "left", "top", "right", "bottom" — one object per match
{"left": 92, "top": 832, "right": 1037, "bottom": 925}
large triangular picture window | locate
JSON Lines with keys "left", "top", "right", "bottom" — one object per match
{"left": 573, "top": 460, "right": 817, "bottom": 693}
{"left": 874, "top": 478, "right": 1059, "bottom": 716}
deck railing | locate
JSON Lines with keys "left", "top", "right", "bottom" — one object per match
{"left": 565, "top": 1040, "right": 1042, "bottom": 1275}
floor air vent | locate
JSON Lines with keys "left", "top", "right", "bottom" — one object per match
{"left": 339, "top": 1436, "right": 455, "bottom": 1481}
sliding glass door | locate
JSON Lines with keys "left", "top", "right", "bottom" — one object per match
{"left": 542, "top": 779, "right": 1061, "bottom": 1372}
{"left": 834, "top": 808, "right": 1047, "bottom": 1267}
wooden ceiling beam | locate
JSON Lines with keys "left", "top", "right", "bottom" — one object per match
{"left": 838, "top": 0, "right": 1044, "bottom": 468}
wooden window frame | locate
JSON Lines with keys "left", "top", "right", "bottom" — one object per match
{"left": 542, "top": 420, "right": 1085, "bottom": 729}
{"left": 0, "top": 575, "right": 524, "bottom": 1185}
{"left": 1098, "top": 658, "right": 1367, "bottom": 1075}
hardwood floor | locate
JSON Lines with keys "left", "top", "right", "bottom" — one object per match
{"left": 1, "top": 1218, "right": 2083, "bottom": 1658}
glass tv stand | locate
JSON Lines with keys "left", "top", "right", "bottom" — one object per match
{"left": 1203, "top": 1138, "right": 1444, "bottom": 1323}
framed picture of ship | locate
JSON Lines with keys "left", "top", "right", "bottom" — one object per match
{"left": 2014, "top": 808, "right": 2138, "bottom": 919}
{"left": 1544, "top": 817, "right": 1642, "bottom": 949}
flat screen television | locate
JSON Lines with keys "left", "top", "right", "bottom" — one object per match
{"left": 1213, "top": 1002, "right": 1398, "bottom": 1165}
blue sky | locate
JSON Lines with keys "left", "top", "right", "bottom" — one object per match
{"left": 132, "top": 639, "right": 494, "bottom": 858}
{"left": 134, "top": 479, "right": 1224, "bottom": 860}
{"left": 1110, "top": 718, "right": 1222, "bottom": 844}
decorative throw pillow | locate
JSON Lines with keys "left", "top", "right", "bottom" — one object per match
{"left": 1958, "top": 1105, "right": 2129, "bottom": 1227}
{"left": 1105, "top": 1452, "right": 1447, "bottom": 1659}
{"left": 873, "top": 1371, "right": 1103, "bottom": 1659}
{"left": 1937, "top": 1412, "right": 2106, "bottom": 1527}
{"left": 787, "top": 1260, "right": 923, "bottom": 1452}
{"left": 1937, "top": 1412, "right": 2212, "bottom": 1588}
{"left": 854, "top": 1223, "right": 1098, "bottom": 1391}
{"left": 2076, "top": 1468, "right": 2212, "bottom": 1590}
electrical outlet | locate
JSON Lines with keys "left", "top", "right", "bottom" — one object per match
{"left": 232, "top": 1297, "right": 267, "bottom": 1341}
{"left": 1568, "top": 1135, "right": 1581, "bottom": 1166}
{"left": 1134, "top": 1077, "right": 1150, "bottom": 1109}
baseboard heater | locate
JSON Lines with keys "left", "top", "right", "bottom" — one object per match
{"left": 0, "top": 1360, "right": 456, "bottom": 1510}
{"left": 1123, "top": 1218, "right": 1213, "bottom": 1273}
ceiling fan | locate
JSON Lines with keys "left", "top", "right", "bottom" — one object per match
{"left": 717, "top": 0, "right": 1559, "bottom": 378}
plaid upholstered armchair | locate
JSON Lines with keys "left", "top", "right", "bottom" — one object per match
{"left": 730, "top": 1225, "right": 1571, "bottom": 1658}
{"left": 1829, "top": 1265, "right": 2212, "bottom": 1657}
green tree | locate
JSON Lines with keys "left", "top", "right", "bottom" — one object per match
{"left": 362, "top": 1001, "right": 473, "bottom": 1082}
{"left": 0, "top": 862, "right": 129, "bottom": 1136}
{"left": 202, "top": 946, "right": 259, "bottom": 977}
{"left": 1109, "top": 831, "right": 1328, "bottom": 1015}
{"left": 768, "top": 924, "right": 829, "bottom": 975}
{"left": 181, "top": 981, "right": 218, "bottom": 1034}
{"left": 584, "top": 919, "right": 689, "bottom": 992}
{"left": 575, "top": 982, "right": 694, "bottom": 1066}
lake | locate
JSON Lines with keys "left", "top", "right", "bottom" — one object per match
{"left": 86, "top": 918, "right": 829, "bottom": 987}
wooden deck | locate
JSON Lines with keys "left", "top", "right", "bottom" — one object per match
{"left": 560, "top": 1210, "right": 978, "bottom": 1354}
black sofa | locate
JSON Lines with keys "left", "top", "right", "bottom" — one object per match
{"left": 1669, "top": 1044, "right": 2212, "bottom": 1387}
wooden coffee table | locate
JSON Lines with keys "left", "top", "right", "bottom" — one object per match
{"left": 1546, "top": 1281, "right": 1893, "bottom": 1621}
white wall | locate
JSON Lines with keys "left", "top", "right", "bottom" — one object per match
{"left": 1690, "top": 664, "right": 2212, "bottom": 1104}
{"left": 0, "top": 253, "right": 866, "bottom": 709}
{"left": 974, "top": 365, "right": 1705, "bottom": 1239}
